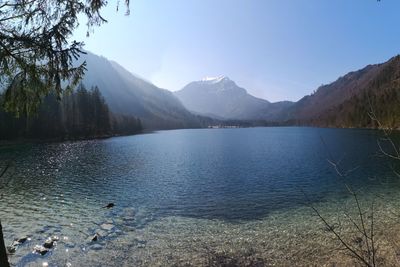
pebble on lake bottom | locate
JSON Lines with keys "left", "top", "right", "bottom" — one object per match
{"left": 92, "top": 244, "right": 102, "bottom": 250}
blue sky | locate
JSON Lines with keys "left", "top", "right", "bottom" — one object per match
{"left": 73, "top": 0, "right": 400, "bottom": 102}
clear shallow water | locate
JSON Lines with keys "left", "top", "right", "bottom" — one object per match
{"left": 1, "top": 127, "right": 400, "bottom": 266}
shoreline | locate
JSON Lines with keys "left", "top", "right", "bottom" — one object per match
{"left": 0, "top": 131, "right": 144, "bottom": 146}
{"left": 0, "top": 124, "right": 394, "bottom": 147}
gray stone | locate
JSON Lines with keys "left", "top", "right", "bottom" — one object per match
{"left": 91, "top": 244, "right": 102, "bottom": 250}
{"left": 96, "top": 230, "right": 108, "bottom": 237}
{"left": 7, "top": 238, "right": 28, "bottom": 254}
{"left": 42, "top": 235, "right": 59, "bottom": 249}
{"left": 7, "top": 245, "right": 17, "bottom": 254}
{"left": 33, "top": 245, "right": 49, "bottom": 255}
{"left": 103, "top": 203, "right": 115, "bottom": 209}
{"left": 91, "top": 234, "right": 99, "bottom": 242}
{"left": 11, "top": 240, "right": 20, "bottom": 247}
{"left": 15, "top": 236, "right": 29, "bottom": 244}
{"left": 100, "top": 223, "right": 114, "bottom": 231}
{"left": 43, "top": 239, "right": 54, "bottom": 249}
{"left": 137, "top": 243, "right": 146, "bottom": 248}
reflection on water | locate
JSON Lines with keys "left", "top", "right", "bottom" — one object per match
{"left": 1, "top": 127, "right": 400, "bottom": 266}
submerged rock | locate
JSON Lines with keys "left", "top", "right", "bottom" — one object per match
{"left": 43, "top": 240, "right": 54, "bottom": 249}
{"left": 16, "top": 236, "right": 29, "bottom": 244}
{"left": 137, "top": 243, "right": 146, "bottom": 249}
{"left": 100, "top": 223, "right": 114, "bottom": 231}
{"left": 136, "top": 239, "right": 147, "bottom": 248}
{"left": 91, "top": 234, "right": 99, "bottom": 242}
{"left": 96, "top": 230, "right": 107, "bottom": 237}
{"left": 7, "top": 236, "right": 30, "bottom": 253}
{"left": 33, "top": 245, "right": 49, "bottom": 255}
{"left": 7, "top": 245, "right": 17, "bottom": 254}
{"left": 103, "top": 203, "right": 115, "bottom": 209}
{"left": 11, "top": 240, "right": 21, "bottom": 247}
{"left": 91, "top": 244, "right": 102, "bottom": 250}
{"left": 43, "top": 236, "right": 59, "bottom": 249}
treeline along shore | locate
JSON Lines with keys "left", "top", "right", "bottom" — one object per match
{"left": 0, "top": 84, "right": 142, "bottom": 141}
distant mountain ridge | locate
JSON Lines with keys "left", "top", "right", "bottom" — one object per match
{"left": 174, "top": 76, "right": 293, "bottom": 121}
{"left": 79, "top": 51, "right": 400, "bottom": 130}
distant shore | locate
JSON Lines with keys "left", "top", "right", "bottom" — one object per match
{"left": 0, "top": 132, "right": 143, "bottom": 146}
{"left": 0, "top": 124, "right": 395, "bottom": 146}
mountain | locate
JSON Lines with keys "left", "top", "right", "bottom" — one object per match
{"left": 79, "top": 51, "right": 206, "bottom": 129}
{"left": 79, "top": 51, "right": 400, "bottom": 130}
{"left": 174, "top": 76, "right": 293, "bottom": 121}
{"left": 285, "top": 55, "right": 400, "bottom": 128}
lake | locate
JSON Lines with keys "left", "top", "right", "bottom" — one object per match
{"left": 1, "top": 127, "right": 400, "bottom": 266}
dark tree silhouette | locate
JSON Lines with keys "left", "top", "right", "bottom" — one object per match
{"left": 0, "top": 221, "right": 8, "bottom": 267}
{"left": 0, "top": 165, "right": 11, "bottom": 267}
{"left": 0, "top": 0, "right": 130, "bottom": 116}
{"left": 0, "top": 84, "right": 142, "bottom": 140}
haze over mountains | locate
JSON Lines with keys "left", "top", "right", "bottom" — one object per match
{"left": 174, "top": 76, "right": 293, "bottom": 121}
{"left": 80, "top": 52, "right": 210, "bottom": 129}
{"left": 80, "top": 51, "right": 400, "bottom": 130}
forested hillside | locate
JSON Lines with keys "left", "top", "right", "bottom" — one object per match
{"left": 284, "top": 55, "right": 400, "bottom": 129}
{"left": 307, "top": 56, "right": 400, "bottom": 128}
{"left": 0, "top": 85, "right": 142, "bottom": 140}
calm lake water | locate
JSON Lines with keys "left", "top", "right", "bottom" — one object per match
{"left": 1, "top": 127, "right": 400, "bottom": 266}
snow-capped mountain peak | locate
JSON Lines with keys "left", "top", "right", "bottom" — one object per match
{"left": 175, "top": 76, "right": 279, "bottom": 120}
{"left": 201, "top": 75, "right": 229, "bottom": 83}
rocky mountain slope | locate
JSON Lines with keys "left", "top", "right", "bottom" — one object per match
{"left": 175, "top": 76, "right": 293, "bottom": 121}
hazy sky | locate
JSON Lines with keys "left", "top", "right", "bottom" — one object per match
{"left": 73, "top": 0, "right": 400, "bottom": 102}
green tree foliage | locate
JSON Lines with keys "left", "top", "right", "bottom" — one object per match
{"left": 0, "top": 84, "right": 142, "bottom": 140}
{"left": 300, "top": 56, "right": 400, "bottom": 129}
{"left": 0, "top": 0, "right": 129, "bottom": 116}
